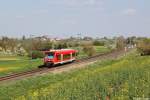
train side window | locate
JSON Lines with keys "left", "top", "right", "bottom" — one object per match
{"left": 63, "top": 54, "right": 71, "bottom": 59}
{"left": 57, "top": 54, "right": 61, "bottom": 60}
{"left": 72, "top": 53, "right": 76, "bottom": 57}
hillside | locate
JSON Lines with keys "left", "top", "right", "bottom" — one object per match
{"left": 0, "top": 46, "right": 109, "bottom": 76}
{"left": 0, "top": 51, "right": 149, "bottom": 100}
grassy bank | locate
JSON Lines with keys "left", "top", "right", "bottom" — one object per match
{"left": 0, "top": 59, "right": 43, "bottom": 76}
{"left": 0, "top": 51, "right": 149, "bottom": 100}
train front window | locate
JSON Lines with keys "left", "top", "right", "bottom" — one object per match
{"left": 46, "top": 52, "right": 54, "bottom": 59}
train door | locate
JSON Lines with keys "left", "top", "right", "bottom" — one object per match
{"left": 70, "top": 53, "right": 72, "bottom": 59}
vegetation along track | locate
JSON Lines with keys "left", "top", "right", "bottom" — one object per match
{"left": 0, "top": 49, "right": 131, "bottom": 82}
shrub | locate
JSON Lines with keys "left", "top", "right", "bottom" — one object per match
{"left": 82, "top": 44, "right": 96, "bottom": 56}
{"left": 31, "top": 51, "right": 44, "bottom": 59}
{"left": 137, "top": 38, "right": 150, "bottom": 55}
{"left": 93, "top": 40, "right": 105, "bottom": 46}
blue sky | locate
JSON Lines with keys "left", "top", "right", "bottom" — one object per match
{"left": 0, "top": 0, "right": 150, "bottom": 38}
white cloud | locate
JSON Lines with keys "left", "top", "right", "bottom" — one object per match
{"left": 48, "top": 0, "right": 103, "bottom": 7}
{"left": 75, "top": 0, "right": 103, "bottom": 6}
{"left": 15, "top": 15, "right": 25, "bottom": 19}
{"left": 122, "top": 8, "right": 137, "bottom": 16}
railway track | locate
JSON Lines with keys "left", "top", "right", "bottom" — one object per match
{"left": 0, "top": 49, "right": 129, "bottom": 82}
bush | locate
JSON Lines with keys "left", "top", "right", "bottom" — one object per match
{"left": 82, "top": 44, "right": 96, "bottom": 56}
{"left": 93, "top": 40, "right": 105, "bottom": 46}
{"left": 137, "top": 38, "right": 150, "bottom": 55}
{"left": 31, "top": 51, "right": 44, "bottom": 59}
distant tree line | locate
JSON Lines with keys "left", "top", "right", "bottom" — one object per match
{"left": 1, "top": 35, "right": 149, "bottom": 58}
{"left": 0, "top": 37, "right": 18, "bottom": 52}
{"left": 0, "top": 36, "right": 81, "bottom": 58}
{"left": 115, "top": 36, "right": 150, "bottom": 56}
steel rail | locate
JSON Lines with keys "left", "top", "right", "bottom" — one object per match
{"left": 0, "top": 49, "right": 128, "bottom": 82}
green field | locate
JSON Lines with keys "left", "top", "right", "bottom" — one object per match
{"left": 71, "top": 46, "right": 111, "bottom": 59}
{"left": 0, "top": 46, "right": 110, "bottom": 76}
{"left": 0, "top": 52, "right": 43, "bottom": 76}
{"left": 0, "top": 59, "right": 43, "bottom": 76}
{"left": 0, "top": 51, "right": 149, "bottom": 100}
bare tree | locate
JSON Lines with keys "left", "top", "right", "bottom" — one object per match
{"left": 1, "top": 37, "right": 9, "bottom": 51}
{"left": 116, "top": 36, "right": 126, "bottom": 50}
{"left": 82, "top": 43, "right": 96, "bottom": 56}
{"left": 8, "top": 38, "right": 17, "bottom": 52}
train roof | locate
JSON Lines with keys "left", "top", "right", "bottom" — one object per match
{"left": 44, "top": 49, "right": 77, "bottom": 54}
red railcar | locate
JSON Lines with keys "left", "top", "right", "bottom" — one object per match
{"left": 44, "top": 49, "right": 78, "bottom": 67}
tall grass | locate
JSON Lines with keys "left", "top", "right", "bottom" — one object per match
{"left": 0, "top": 59, "right": 43, "bottom": 76}
{"left": 0, "top": 52, "right": 149, "bottom": 100}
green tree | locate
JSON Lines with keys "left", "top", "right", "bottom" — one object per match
{"left": 93, "top": 40, "right": 105, "bottom": 46}
{"left": 42, "top": 41, "right": 52, "bottom": 50}
{"left": 32, "top": 50, "right": 44, "bottom": 59}
{"left": 137, "top": 38, "right": 150, "bottom": 55}
{"left": 126, "top": 36, "right": 136, "bottom": 45}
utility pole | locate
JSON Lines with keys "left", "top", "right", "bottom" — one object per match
{"left": 52, "top": 40, "right": 55, "bottom": 50}
{"left": 77, "top": 33, "right": 81, "bottom": 54}
{"left": 30, "top": 34, "right": 34, "bottom": 67}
